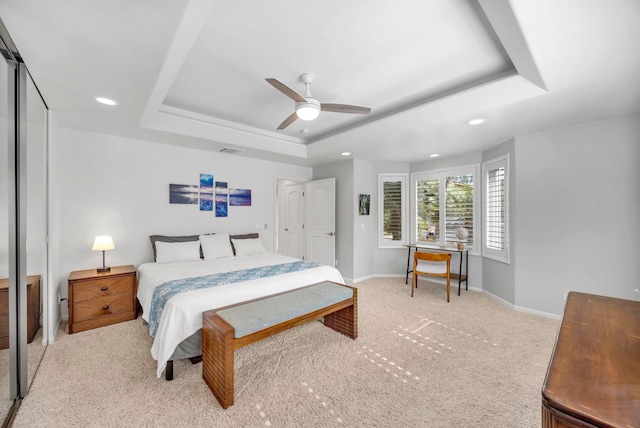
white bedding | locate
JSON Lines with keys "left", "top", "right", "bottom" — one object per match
{"left": 137, "top": 253, "right": 344, "bottom": 377}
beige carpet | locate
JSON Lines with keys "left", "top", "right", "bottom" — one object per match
{"left": 0, "top": 324, "right": 47, "bottom": 423}
{"left": 11, "top": 277, "right": 559, "bottom": 427}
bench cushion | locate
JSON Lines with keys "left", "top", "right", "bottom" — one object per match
{"left": 215, "top": 282, "right": 353, "bottom": 338}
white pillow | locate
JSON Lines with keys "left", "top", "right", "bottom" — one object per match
{"left": 199, "top": 234, "right": 234, "bottom": 260}
{"left": 231, "top": 238, "right": 266, "bottom": 257}
{"left": 155, "top": 240, "right": 201, "bottom": 264}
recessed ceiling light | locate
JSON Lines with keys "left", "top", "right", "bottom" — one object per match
{"left": 467, "top": 118, "right": 485, "bottom": 125}
{"left": 95, "top": 96, "right": 118, "bottom": 106}
{"left": 341, "top": 152, "right": 351, "bottom": 156}
{"left": 429, "top": 153, "right": 440, "bottom": 158}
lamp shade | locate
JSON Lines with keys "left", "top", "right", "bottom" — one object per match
{"left": 92, "top": 235, "right": 115, "bottom": 251}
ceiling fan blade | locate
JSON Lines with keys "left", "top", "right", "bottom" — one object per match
{"left": 265, "top": 78, "right": 306, "bottom": 103}
{"left": 321, "top": 103, "right": 371, "bottom": 114}
{"left": 277, "top": 112, "right": 298, "bottom": 130}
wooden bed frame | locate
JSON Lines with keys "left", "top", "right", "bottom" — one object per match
{"left": 201, "top": 281, "right": 358, "bottom": 409}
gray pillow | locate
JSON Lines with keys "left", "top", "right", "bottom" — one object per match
{"left": 229, "top": 233, "right": 259, "bottom": 255}
{"left": 149, "top": 233, "right": 259, "bottom": 261}
{"left": 149, "top": 234, "right": 202, "bottom": 262}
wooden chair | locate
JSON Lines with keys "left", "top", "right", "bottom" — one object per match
{"left": 411, "top": 251, "right": 452, "bottom": 302}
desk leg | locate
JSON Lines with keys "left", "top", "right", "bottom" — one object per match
{"left": 405, "top": 246, "right": 412, "bottom": 285}
{"left": 458, "top": 253, "right": 462, "bottom": 296}
{"left": 465, "top": 251, "right": 469, "bottom": 291}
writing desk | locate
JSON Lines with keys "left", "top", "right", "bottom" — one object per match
{"left": 404, "top": 243, "right": 468, "bottom": 295}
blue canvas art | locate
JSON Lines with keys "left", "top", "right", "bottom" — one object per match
{"left": 199, "top": 174, "right": 213, "bottom": 211}
{"left": 229, "top": 188, "right": 251, "bottom": 206}
{"left": 169, "top": 184, "right": 198, "bottom": 204}
{"left": 215, "top": 181, "right": 228, "bottom": 217}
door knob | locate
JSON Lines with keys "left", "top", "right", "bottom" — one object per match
{"left": 326, "top": 232, "right": 335, "bottom": 236}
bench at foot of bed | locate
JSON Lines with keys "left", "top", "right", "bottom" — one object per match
{"left": 202, "top": 281, "right": 358, "bottom": 409}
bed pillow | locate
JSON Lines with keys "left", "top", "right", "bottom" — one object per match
{"left": 199, "top": 233, "right": 234, "bottom": 260}
{"left": 229, "top": 233, "right": 259, "bottom": 255}
{"left": 155, "top": 240, "right": 202, "bottom": 264}
{"left": 149, "top": 234, "right": 202, "bottom": 262}
{"left": 231, "top": 237, "right": 266, "bottom": 256}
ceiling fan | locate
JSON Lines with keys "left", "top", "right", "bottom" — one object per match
{"left": 265, "top": 73, "right": 371, "bottom": 130}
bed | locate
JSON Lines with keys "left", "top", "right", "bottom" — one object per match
{"left": 137, "top": 233, "right": 345, "bottom": 378}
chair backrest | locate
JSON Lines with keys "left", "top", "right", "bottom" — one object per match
{"left": 413, "top": 251, "right": 451, "bottom": 275}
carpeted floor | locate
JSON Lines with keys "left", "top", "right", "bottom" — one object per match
{"left": 11, "top": 277, "right": 560, "bottom": 427}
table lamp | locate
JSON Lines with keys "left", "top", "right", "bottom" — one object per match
{"left": 92, "top": 235, "right": 115, "bottom": 272}
{"left": 455, "top": 228, "right": 468, "bottom": 250}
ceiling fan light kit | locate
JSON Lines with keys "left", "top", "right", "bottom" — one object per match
{"left": 295, "top": 98, "right": 320, "bottom": 121}
{"left": 266, "top": 72, "right": 371, "bottom": 130}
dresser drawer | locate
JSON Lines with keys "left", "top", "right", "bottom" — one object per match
{"left": 73, "top": 275, "right": 134, "bottom": 302}
{"left": 72, "top": 293, "right": 134, "bottom": 323}
{"left": 0, "top": 313, "right": 7, "bottom": 337}
{"left": 0, "top": 289, "right": 7, "bottom": 316}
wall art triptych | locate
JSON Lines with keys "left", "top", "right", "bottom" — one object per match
{"left": 168, "top": 173, "right": 251, "bottom": 218}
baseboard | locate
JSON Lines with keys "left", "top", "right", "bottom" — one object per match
{"left": 46, "top": 316, "right": 63, "bottom": 345}
{"left": 482, "top": 289, "right": 516, "bottom": 309}
{"left": 513, "top": 304, "right": 561, "bottom": 320}
{"left": 482, "top": 290, "right": 561, "bottom": 320}
{"left": 351, "top": 273, "right": 405, "bottom": 284}
{"left": 352, "top": 274, "right": 376, "bottom": 283}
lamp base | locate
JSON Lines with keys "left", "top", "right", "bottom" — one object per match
{"left": 97, "top": 266, "right": 111, "bottom": 273}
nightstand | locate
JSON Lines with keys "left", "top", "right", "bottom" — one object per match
{"left": 0, "top": 275, "right": 41, "bottom": 348}
{"left": 68, "top": 265, "right": 137, "bottom": 334}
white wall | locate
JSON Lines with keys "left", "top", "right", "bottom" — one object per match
{"left": 482, "top": 139, "right": 516, "bottom": 303}
{"left": 49, "top": 126, "right": 312, "bottom": 328}
{"left": 313, "top": 160, "right": 354, "bottom": 280}
{"left": 371, "top": 162, "right": 411, "bottom": 277}
{"left": 514, "top": 114, "right": 640, "bottom": 316}
{"left": 353, "top": 159, "right": 376, "bottom": 281}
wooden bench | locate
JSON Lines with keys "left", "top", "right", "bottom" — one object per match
{"left": 202, "top": 281, "right": 358, "bottom": 409}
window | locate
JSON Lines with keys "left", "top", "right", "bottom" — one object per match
{"left": 483, "top": 154, "right": 509, "bottom": 263}
{"left": 378, "top": 174, "right": 407, "bottom": 248}
{"left": 412, "top": 166, "right": 478, "bottom": 251}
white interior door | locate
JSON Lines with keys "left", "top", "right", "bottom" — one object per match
{"left": 305, "top": 178, "right": 336, "bottom": 267}
{"left": 282, "top": 183, "right": 305, "bottom": 259}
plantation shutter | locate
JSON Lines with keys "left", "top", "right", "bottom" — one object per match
{"left": 415, "top": 178, "right": 440, "bottom": 241}
{"left": 379, "top": 173, "right": 407, "bottom": 248}
{"left": 486, "top": 167, "right": 505, "bottom": 250}
{"left": 445, "top": 175, "right": 474, "bottom": 245}
{"left": 383, "top": 180, "right": 403, "bottom": 241}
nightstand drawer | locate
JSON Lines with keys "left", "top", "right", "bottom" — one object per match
{"left": 72, "top": 293, "right": 134, "bottom": 323}
{"left": 73, "top": 275, "right": 134, "bottom": 302}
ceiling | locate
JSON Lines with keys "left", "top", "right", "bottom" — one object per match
{"left": 1, "top": 0, "right": 639, "bottom": 167}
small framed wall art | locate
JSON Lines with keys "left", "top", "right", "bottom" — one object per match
{"left": 359, "top": 194, "right": 370, "bottom": 215}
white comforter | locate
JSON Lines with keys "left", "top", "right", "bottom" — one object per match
{"left": 137, "top": 253, "right": 344, "bottom": 377}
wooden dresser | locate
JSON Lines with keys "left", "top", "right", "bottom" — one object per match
{"left": 0, "top": 275, "right": 41, "bottom": 349}
{"left": 542, "top": 292, "right": 640, "bottom": 428}
{"left": 68, "top": 265, "right": 137, "bottom": 334}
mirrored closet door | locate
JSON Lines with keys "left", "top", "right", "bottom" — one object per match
{"left": 25, "top": 58, "right": 48, "bottom": 394}
{"left": 0, "top": 34, "right": 12, "bottom": 421}
{"left": 0, "top": 22, "right": 49, "bottom": 423}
